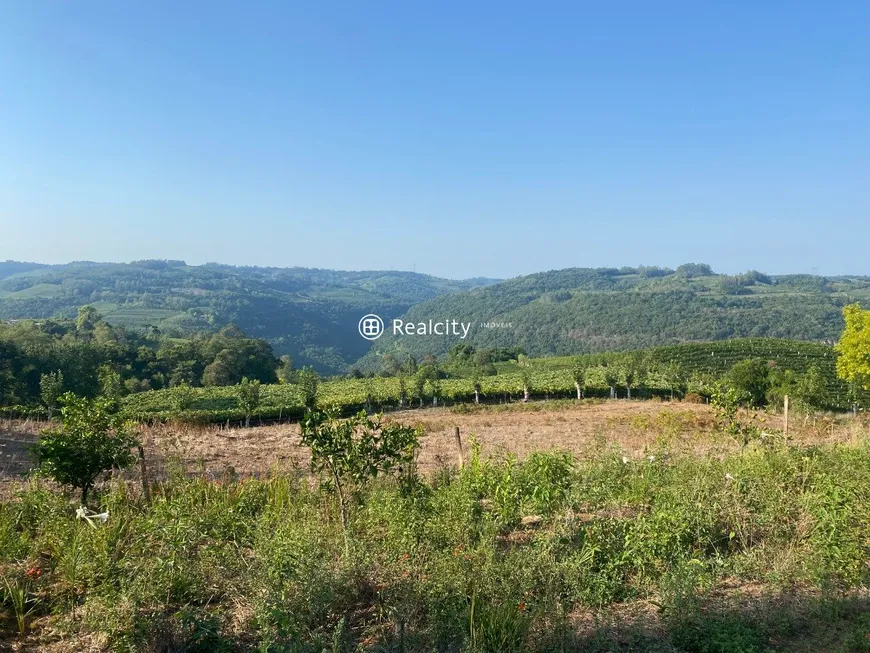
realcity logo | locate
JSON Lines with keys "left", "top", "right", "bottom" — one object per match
{"left": 358, "top": 314, "right": 472, "bottom": 340}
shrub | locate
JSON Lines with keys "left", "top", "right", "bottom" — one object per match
{"left": 34, "top": 393, "right": 138, "bottom": 504}
{"left": 300, "top": 409, "right": 421, "bottom": 533}
{"left": 725, "top": 358, "right": 771, "bottom": 407}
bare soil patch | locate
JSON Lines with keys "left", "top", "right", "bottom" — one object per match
{"left": 2, "top": 400, "right": 867, "bottom": 486}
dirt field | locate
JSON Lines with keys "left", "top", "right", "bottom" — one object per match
{"left": 3, "top": 399, "right": 867, "bottom": 486}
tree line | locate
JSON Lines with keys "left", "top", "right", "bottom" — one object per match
{"left": 0, "top": 307, "right": 280, "bottom": 407}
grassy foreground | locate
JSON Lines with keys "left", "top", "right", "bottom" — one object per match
{"left": 2, "top": 441, "right": 870, "bottom": 652}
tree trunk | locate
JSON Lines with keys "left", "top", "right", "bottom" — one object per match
{"left": 81, "top": 483, "right": 90, "bottom": 506}
{"left": 330, "top": 467, "right": 350, "bottom": 553}
{"left": 523, "top": 386, "right": 530, "bottom": 402}
{"left": 575, "top": 382, "right": 582, "bottom": 400}
{"left": 474, "top": 389, "right": 479, "bottom": 404}
{"left": 245, "top": 413, "right": 251, "bottom": 428}
{"left": 626, "top": 385, "right": 631, "bottom": 400}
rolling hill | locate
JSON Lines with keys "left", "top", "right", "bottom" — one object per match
{"left": 0, "top": 260, "right": 498, "bottom": 374}
{"left": 4, "top": 260, "right": 869, "bottom": 377}
{"left": 356, "top": 265, "right": 870, "bottom": 370}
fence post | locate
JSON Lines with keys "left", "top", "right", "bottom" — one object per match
{"left": 783, "top": 395, "right": 789, "bottom": 440}
{"left": 137, "top": 445, "right": 151, "bottom": 504}
{"left": 454, "top": 426, "right": 464, "bottom": 469}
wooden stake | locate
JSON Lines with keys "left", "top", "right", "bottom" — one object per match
{"left": 137, "top": 445, "right": 151, "bottom": 504}
{"left": 783, "top": 395, "right": 789, "bottom": 440}
{"left": 454, "top": 426, "right": 464, "bottom": 469}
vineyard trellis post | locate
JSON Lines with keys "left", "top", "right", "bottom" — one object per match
{"left": 783, "top": 395, "right": 789, "bottom": 439}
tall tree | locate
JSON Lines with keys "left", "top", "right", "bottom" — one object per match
{"left": 297, "top": 367, "right": 319, "bottom": 410}
{"left": 603, "top": 366, "right": 619, "bottom": 400}
{"left": 40, "top": 371, "right": 64, "bottom": 419}
{"left": 835, "top": 303, "right": 870, "bottom": 391}
{"left": 571, "top": 363, "right": 586, "bottom": 400}
{"left": 237, "top": 377, "right": 261, "bottom": 428}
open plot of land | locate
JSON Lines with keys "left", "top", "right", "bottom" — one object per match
{"left": 3, "top": 399, "right": 870, "bottom": 652}
{"left": 3, "top": 399, "right": 866, "bottom": 485}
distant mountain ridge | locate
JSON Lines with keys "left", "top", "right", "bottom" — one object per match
{"left": 0, "top": 259, "right": 499, "bottom": 374}
{"left": 355, "top": 264, "right": 870, "bottom": 371}
{"left": 4, "top": 260, "right": 868, "bottom": 376}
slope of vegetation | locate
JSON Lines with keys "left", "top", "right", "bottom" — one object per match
{"left": 519, "top": 338, "right": 852, "bottom": 397}
{"left": 89, "top": 338, "right": 866, "bottom": 424}
{"left": 359, "top": 265, "right": 870, "bottom": 368}
{"left": 0, "top": 310, "right": 279, "bottom": 407}
{"left": 0, "top": 260, "right": 497, "bottom": 374}
{"left": 5, "top": 260, "right": 870, "bottom": 378}
{"left": 4, "top": 308, "right": 865, "bottom": 424}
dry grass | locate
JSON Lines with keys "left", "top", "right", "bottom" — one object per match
{"left": 1, "top": 400, "right": 868, "bottom": 487}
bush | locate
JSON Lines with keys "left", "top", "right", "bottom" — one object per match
{"left": 725, "top": 358, "right": 771, "bottom": 407}
{"left": 34, "top": 393, "right": 138, "bottom": 504}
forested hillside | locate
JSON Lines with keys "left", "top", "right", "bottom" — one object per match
{"left": 0, "top": 308, "right": 280, "bottom": 407}
{"left": 359, "top": 264, "right": 870, "bottom": 369}
{"left": 5, "top": 261, "right": 870, "bottom": 377}
{"left": 0, "top": 260, "right": 497, "bottom": 374}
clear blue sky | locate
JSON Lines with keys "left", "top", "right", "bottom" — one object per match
{"left": 1, "top": 2, "right": 868, "bottom": 280}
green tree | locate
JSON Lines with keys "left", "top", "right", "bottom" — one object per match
{"left": 277, "top": 355, "right": 295, "bottom": 384}
{"left": 571, "top": 363, "right": 586, "bottom": 400}
{"left": 300, "top": 409, "right": 421, "bottom": 537}
{"left": 168, "top": 360, "right": 199, "bottom": 388}
{"left": 472, "top": 371, "right": 482, "bottom": 404}
{"left": 835, "top": 303, "right": 870, "bottom": 390}
{"left": 794, "top": 365, "right": 828, "bottom": 413}
{"left": 429, "top": 378, "right": 443, "bottom": 407}
{"left": 660, "top": 361, "right": 685, "bottom": 400}
{"left": 34, "top": 393, "right": 138, "bottom": 504}
{"left": 75, "top": 305, "right": 100, "bottom": 337}
{"left": 766, "top": 368, "right": 799, "bottom": 410}
{"left": 517, "top": 355, "right": 532, "bottom": 402}
{"left": 381, "top": 353, "right": 402, "bottom": 377}
{"left": 603, "top": 365, "right": 619, "bottom": 400}
{"left": 98, "top": 365, "right": 123, "bottom": 410}
{"left": 39, "top": 370, "right": 64, "bottom": 419}
{"left": 397, "top": 375, "right": 408, "bottom": 407}
{"left": 473, "top": 349, "right": 496, "bottom": 376}
{"left": 237, "top": 377, "right": 261, "bottom": 428}
{"left": 448, "top": 342, "right": 475, "bottom": 365}
{"left": 297, "top": 367, "right": 319, "bottom": 410}
{"left": 710, "top": 384, "right": 760, "bottom": 448}
{"left": 622, "top": 356, "right": 645, "bottom": 400}
{"left": 202, "top": 350, "right": 238, "bottom": 387}
{"left": 170, "top": 382, "right": 194, "bottom": 412}
{"left": 726, "top": 358, "right": 771, "bottom": 407}
{"left": 412, "top": 371, "right": 427, "bottom": 408}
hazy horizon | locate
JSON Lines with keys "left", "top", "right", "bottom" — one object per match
{"left": 2, "top": 2, "right": 868, "bottom": 278}
{"left": 4, "top": 256, "right": 868, "bottom": 283}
